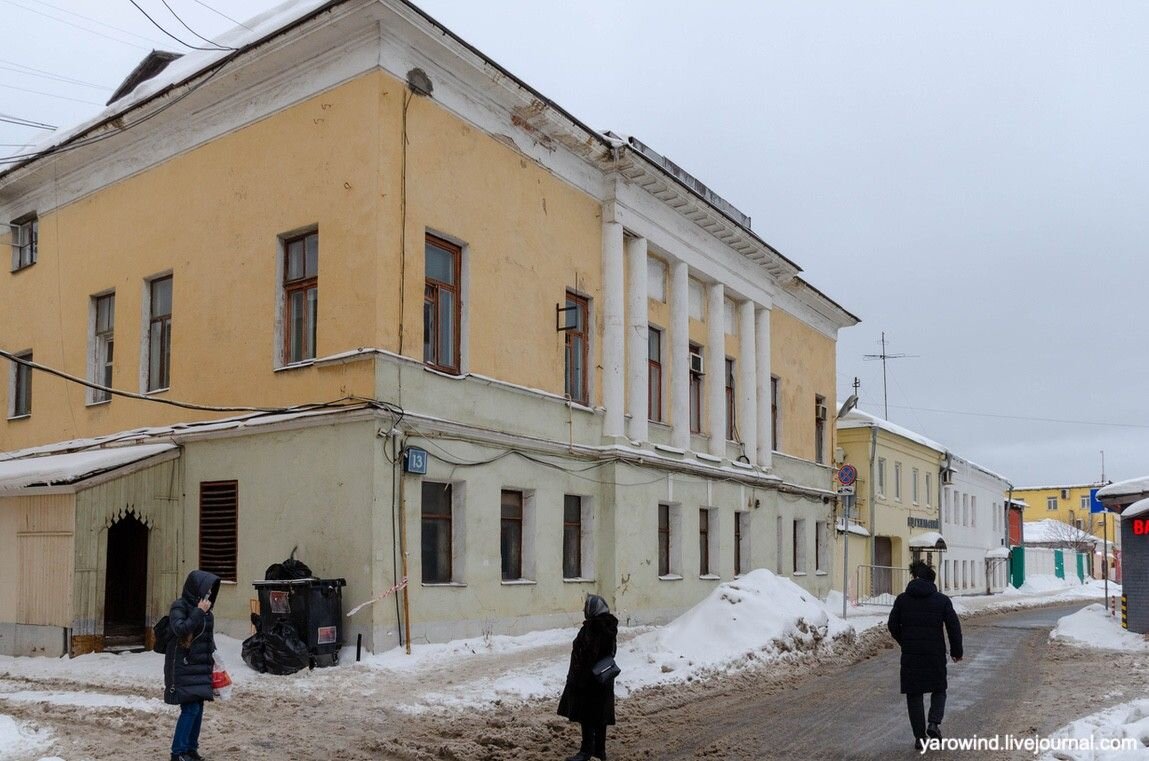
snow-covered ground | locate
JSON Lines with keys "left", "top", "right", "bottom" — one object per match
{"left": 1032, "top": 597, "right": 1149, "bottom": 760}
{"left": 0, "top": 570, "right": 1113, "bottom": 760}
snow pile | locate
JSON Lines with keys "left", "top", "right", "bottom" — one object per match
{"left": 0, "top": 714, "right": 53, "bottom": 760}
{"left": 624, "top": 569, "right": 853, "bottom": 683}
{"left": 1041, "top": 699, "right": 1149, "bottom": 760}
{"left": 1017, "top": 574, "right": 1085, "bottom": 594}
{"left": 1050, "top": 604, "right": 1149, "bottom": 652}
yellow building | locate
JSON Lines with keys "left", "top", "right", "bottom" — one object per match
{"left": 835, "top": 410, "right": 945, "bottom": 602}
{"left": 1013, "top": 484, "right": 1118, "bottom": 545}
{"left": 1013, "top": 483, "right": 1119, "bottom": 578}
{"left": 0, "top": 0, "right": 856, "bottom": 655}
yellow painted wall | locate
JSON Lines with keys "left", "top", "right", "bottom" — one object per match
{"left": 771, "top": 307, "right": 835, "bottom": 461}
{"left": 1, "top": 68, "right": 607, "bottom": 451}
{"left": 1015, "top": 485, "right": 1119, "bottom": 545}
{"left": 400, "top": 93, "right": 603, "bottom": 397}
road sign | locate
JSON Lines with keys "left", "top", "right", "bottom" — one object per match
{"left": 1090, "top": 487, "right": 1105, "bottom": 514}
{"left": 837, "top": 464, "right": 858, "bottom": 486}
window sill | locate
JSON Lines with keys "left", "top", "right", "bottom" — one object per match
{"left": 422, "top": 581, "right": 467, "bottom": 588}
{"left": 699, "top": 574, "right": 721, "bottom": 581}
{"left": 792, "top": 572, "right": 808, "bottom": 577}
{"left": 274, "top": 359, "right": 316, "bottom": 373}
{"left": 658, "top": 574, "right": 683, "bottom": 581}
{"left": 85, "top": 399, "right": 111, "bottom": 408}
{"left": 423, "top": 365, "right": 465, "bottom": 380}
{"left": 731, "top": 460, "right": 755, "bottom": 471}
{"left": 10, "top": 262, "right": 36, "bottom": 273}
{"left": 815, "top": 571, "right": 828, "bottom": 576}
{"left": 6, "top": 413, "right": 30, "bottom": 421}
{"left": 653, "top": 444, "right": 686, "bottom": 456}
{"left": 145, "top": 387, "right": 170, "bottom": 396}
{"left": 695, "top": 452, "right": 723, "bottom": 464}
{"left": 563, "top": 577, "right": 596, "bottom": 583}
{"left": 500, "top": 579, "right": 537, "bottom": 586}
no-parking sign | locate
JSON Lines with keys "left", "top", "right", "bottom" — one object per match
{"left": 837, "top": 464, "right": 858, "bottom": 486}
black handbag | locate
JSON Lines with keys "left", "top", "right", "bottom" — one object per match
{"left": 591, "top": 656, "right": 621, "bottom": 685}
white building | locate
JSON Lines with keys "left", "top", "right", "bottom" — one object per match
{"left": 939, "top": 453, "right": 1010, "bottom": 595}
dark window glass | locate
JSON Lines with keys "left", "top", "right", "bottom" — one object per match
{"left": 658, "top": 503, "right": 670, "bottom": 576}
{"left": 147, "top": 277, "right": 172, "bottom": 391}
{"left": 283, "top": 231, "right": 318, "bottom": 364}
{"left": 421, "top": 482, "right": 452, "bottom": 583}
{"left": 424, "top": 235, "right": 461, "bottom": 373}
{"left": 501, "top": 490, "right": 523, "bottom": 580}
{"left": 563, "top": 495, "right": 582, "bottom": 579}
{"left": 648, "top": 328, "right": 663, "bottom": 422}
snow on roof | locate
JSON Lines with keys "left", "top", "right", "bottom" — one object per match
{"left": 1122, "top": 498, "right": 1149, "bottom": 519}
{"left": 908, "top": 531, "right": 947, "bottom": 549}
{"left": 1023, "top": 519, "right": 1098, "bottom": 545}
{"left": 1098, "top": 476, "right": 1149, "bottom": 501}
{"left": 985, "top": 547, "right": 1010, "bottom": 559}
{"left": 1006, "top": 498, "right": 1028, "bottom": 507}
{"left": 0, "top": 444, "right": 176, "bottom": 491}
{"left": 947, "top": 452, "right": 1010, "bottom": 487}
{"left": 835, "top": 518, "right": 870, "bottom": 537}
{"left": 6, "top": 0, "right": 337, "bottom": 172}
{"left": 1014, "top": 483, "right": 1105, "bottom": 492}
{"left": 838, "top": 409, "right": 946, "bottom": 453}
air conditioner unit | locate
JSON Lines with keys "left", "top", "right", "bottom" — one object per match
{"left": 689, "top": 351, "right": 704, "bottom": 376}
{"left": 815, "top": 404, "right": 828, "bottom": 421}
{"left": 1060, "top": 488, "right": 1070, "bottom": 499}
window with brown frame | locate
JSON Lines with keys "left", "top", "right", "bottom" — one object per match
{"left": 10, "top": 350, "right": 31, "bottom": 418}
{"left": 658, "top": 503, "right": 671, "bottom": 576}
{"left": 725, "top": 358, "right": 736, "bottom": 440}
{"left": 699, "top": 508, "right": 711, "bottom": 575}
{"left": 421, "top": 482, "right": 453, "bottom": 583}
{"left": 814, "top": 393, "right": 826, "bottom": 464}
{"left": 501, "top": 490, "right": 523, "bottom": 580}
{"left": 147, "top": 276, "right": 172, "bottom": 392}
{"left": 283, "top": 231, "right": 318, "bottom": 364}
{"left": 10, "top": 214, "right": 37, "bottom": 271}
{"left": 424, "top": 235, "right": 461, "bottom": 373}
{"left": 564, "top": 292, "right": 589, "bottom": 405}
{"left": 199, "top": 481, "right": 238, "bottom": 582}
{"left": 91, "top": 293, "right": 115, "bottom": 403}
{"left": 689, "top": 343, "right": 703, "bottom": 433}
{"left": 648, "top": 327, "right": 663, "bottom": 422}
{"left": 563, "top": 494, "right": 582, "bottom": 579}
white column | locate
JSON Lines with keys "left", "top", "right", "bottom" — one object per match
{"left": 706, "top": 282, "right": 726, "bottom": 457}
{"left": 670, "top": 260, "right": 690, "bottom": 450}
{"left": 625, "top": 236, "right": 648, "bottom": 443}
{"left": 737, "top": 300, "right": 758, "bottom": 463}
{"left": 601, "top": 220, "right": 625, "bottom": 438}
{"left": 755, "top": 306, "right": 772, "bottom": 468}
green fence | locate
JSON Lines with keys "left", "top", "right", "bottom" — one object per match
{"left": 1011, "top": 547, "right": 1025, "bottom": 588}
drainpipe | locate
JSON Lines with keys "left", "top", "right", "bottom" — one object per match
{"left": 868, "top": 424, "right": 877, "bottom": 566}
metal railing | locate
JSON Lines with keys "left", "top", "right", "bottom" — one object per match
{"left": 855, "top": 564, "right": 912, "bottom": 606}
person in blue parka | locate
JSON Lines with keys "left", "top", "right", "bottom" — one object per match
{"left": 164, "top": 569, "right": 220, "bottom": 761}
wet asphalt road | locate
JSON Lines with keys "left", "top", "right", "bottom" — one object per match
{"left": 638, "top": 603, "right": 1088, "bottom": 761}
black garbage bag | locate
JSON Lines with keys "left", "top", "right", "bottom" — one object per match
{"left": 265, "top": 546, "right": 313, "bottom": 580}
{"left": 241, "top": 613, "right": 267, "bottom": 673}
{"left": 256, "top": 620, "right": 312, "bottom": 675}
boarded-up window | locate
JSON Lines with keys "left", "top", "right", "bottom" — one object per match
{"left": 199, "top": 481, "right": 238, "bottom": 582}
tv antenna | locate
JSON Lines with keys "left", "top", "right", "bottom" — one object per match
{"left": 862, "top": 332, "right": 917, "bottom": 419}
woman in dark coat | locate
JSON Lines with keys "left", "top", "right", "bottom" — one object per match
{"left": 887, "top": 560, "right": 963, "bottom": 747}
{"left": 165, "top": 569, "right": 220, "bottom": 761}
{"left": 558, "top": 594, "right": 618, "bottom": 761}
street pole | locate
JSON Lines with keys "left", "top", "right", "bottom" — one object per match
{"left": 842, "top": 494, "right": 850, "bottom": 619}
{"left": 1104, "top": 513, "right": 1109, "bottom": 604}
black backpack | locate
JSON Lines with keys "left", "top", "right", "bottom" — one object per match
{"left": 152, "top": 615, "right": 172, "bottom": 654}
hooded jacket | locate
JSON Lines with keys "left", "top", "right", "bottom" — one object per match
{"left": 164, "top": 569, "right": 221, "bottom": 705}
{"left": 887, "top": 577, "right": 963, "bottom": 694}
{"left": 558, "top": 595, "right": 618, "bottom": 726}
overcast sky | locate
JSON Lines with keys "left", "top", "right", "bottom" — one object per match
{"left": 3, "top": 1, "right": 1145, "bottom": 487}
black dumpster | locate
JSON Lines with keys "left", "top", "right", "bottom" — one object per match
{"left": 253, "top": 578, "right": 346, "bottom": 667}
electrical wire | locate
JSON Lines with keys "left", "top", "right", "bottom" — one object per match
{"left": 0, "top": 60, "right": 111, "bottom": 90}
{"left": 190, "top": 0, "right": 251, "bottom": 31}
{"left": 0, "top": 113, "right": 56, "bottom": 130}
{"left": 1, "top": 0, "right": 156, "bottom": 51}
{"left": 0, "top": 62, "right": 227, "bottom": 165}
{"left": 0, "top": 82, "right": 105, "bottom": 106}
{"left": 19, "top": 0, "right": 173, "bottom": 46}
{"left": 127, "top": 0, "right": 231, "bottom": 52}
{"left": 158, "top": 0, "right": 235, "bottom": 50}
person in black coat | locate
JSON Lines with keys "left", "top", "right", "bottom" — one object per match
{"left": 557, "top": 594, "right": 618, "bottom": 761}
{"left": 887, "top": 560, "right": 963, "bottom": 749}
{"left": 164, "top": 569, "right": 220, "bottom": 761}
